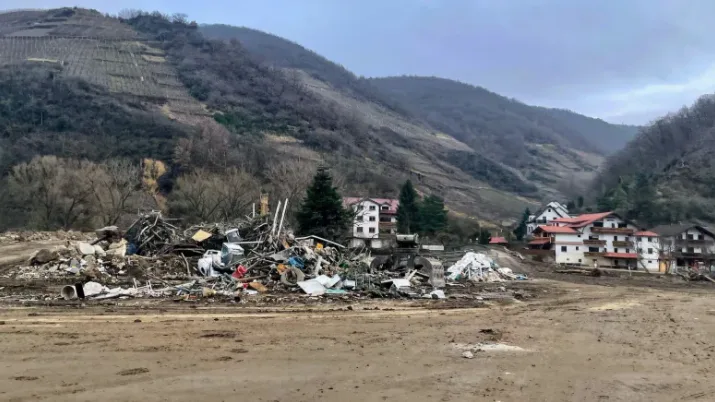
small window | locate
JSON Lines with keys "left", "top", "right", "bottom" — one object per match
{"left": 626, "top": 248, "right": 630, "bottom": 253}
{"left": 578, "top": 259, "right": 582, "bottom": 263}
{"left": 647, "top": 248, "right": 653, "bottom": 254}
{"left": 368, "top": 227, "right": 376, "bottom": 233}
{"left": 561, "top": 246, "right": 567, "bottom": 252}
{"left": 614, "top": 236, "right": 618, "bottom": 241}
{"left": 648, "top": 260, "right": 652, "bottom": 264}
{"left": 369, "top": 216, "right": 376, "bottom": 222}
{"left": 577, "top": 234, "right": 581, "bottom": 238}
{"left": 614, "top": 248, "right": 619, "bottom": 253}
{"left": 637, "top": 237, "right": 643, "bottom": 242}
{"left": 380, "top": 205, "right": 388, "bottom": 210}
{"left": 357, "top": 227, "right": 363, "bottom": 233}
{"left": 369, "top": 205, "right": 376, "bottom": 211}
{"left": 575, "top": 246, "right": 579, "bottom": 251}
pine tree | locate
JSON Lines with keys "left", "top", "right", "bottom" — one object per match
{"left": 478, "top": 228, "right": 492, "bottom": 245}
{"left": 296, "top": 166, "right": 353, "bottom": 240}
{"left": 512, "top": 207, "right": 530, "bottom": 240}
{"left": 419, "top": 195, "right": 448, "bottom": 235}
{"left": 396, "top": 180, "right": 421, "bottom": 233}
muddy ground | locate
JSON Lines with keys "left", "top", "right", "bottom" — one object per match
{"left": 1, "top": 277, "right": 714, "bottom": 402}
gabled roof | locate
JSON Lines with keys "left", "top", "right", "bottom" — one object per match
{"left": 489, "top": 236, "right": 508, "bottom": 244}
{"left": 343, "top": 197, "right": 399, "bottom": 214}
{"left": 532, "top": 202, "right": 570, "bottom": 220}
{"left": 650, "top": 224, "right": 715, "bottom": 238}
{"left": 552, "top": 212, "right": 614, "bottom": 228}
{"left": 634, "top": 230, "right": 658, "bottom": 237}
{"left": 534, "top": 225, "right": 577, "bottom": 234}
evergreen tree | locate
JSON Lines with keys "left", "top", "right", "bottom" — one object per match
{"left": 419, "top": 194, "right": 448, "bottom": 235}
{"left": 396, "top": 180, "right": 421, "bottom": 233}
{"left": 296, "top": 166, "right": 353, "bottom": 240}
{"left": 477, "top": 228, "right": 492, "bottom": 245}
{"left": 577, "top": 195, "right": 584, "bottom": 208}
{"left": 566, "top": 200, "right": 576, "bottom": 211}
{"left": 512, "top": 207, "right": 530, "bottom": 240}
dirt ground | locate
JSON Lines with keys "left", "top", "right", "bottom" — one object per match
{"left": 1, "top": 278, "right": 714, "bottom": 402}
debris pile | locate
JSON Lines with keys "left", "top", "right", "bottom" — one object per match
{"left": 2, "top": 205, "right": 528, "bottom": 303}
{"left": 446, "top": 252, "right": 527, "bottom": 282}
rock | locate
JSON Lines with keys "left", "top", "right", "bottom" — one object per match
{"left": 93, "top": 244, "right": 106, "bottom": 257}
{"left": 462, "top": 351, "right": 474, "bottom": 359}
{"left": 29, "top": 249, "right": 58, "bottom": 265}
{"left": 76, "top": 242, "right": 95, "bottom": 256}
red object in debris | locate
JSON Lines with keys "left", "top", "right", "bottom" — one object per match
{"left": 232, "top": 265, "right": 248, "bottom": 279}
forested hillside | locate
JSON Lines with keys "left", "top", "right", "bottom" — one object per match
{"left": 593, "top": 95, "right": 715, "bottom": 225}
{"left": 0, "top": 8, "right": 638, "bottom": 231}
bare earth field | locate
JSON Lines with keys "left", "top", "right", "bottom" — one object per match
{"left": 1, "top": 278, "right": 714, "bottom": 402}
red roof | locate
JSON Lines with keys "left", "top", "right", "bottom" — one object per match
{"left": 535, "top": 225, "right": 577, "bottom": 234}
{"left": 489, "top": 237, "right": 508, "bottom": 244}
{"left": 552, "top": 212, "right": 614, "bottom": 228}
{"left": 604, "top": 252, "right": 637, "bottom": 259}
{"left": 634, "top": 231, "right": 658, "bottom": 237}
{"left": 528, "top": 237, "right": 551, "bottom": 245}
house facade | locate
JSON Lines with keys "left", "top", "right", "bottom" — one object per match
{"left": 651, "top": 224, "right": 715, "bottom": 273}
{"left": 343, "top": 197, "right": 399, "bottom": 249}
{"left": 526, "top": 201, "right": 570, "bottom": 236}
{"left": 540, "top": 211, "right": 659, "bottom": 271}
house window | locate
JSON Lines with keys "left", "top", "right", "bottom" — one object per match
{"left": 648, "top": 260, "right": 652, "bottom": 264}
{"left": 577, "top": 234, "right": 581, "bottom": 238}
{"left": 578, "top": 259, "right": 582, "bottom": 263}
{"left": 575, "top": 246, "right": 579, "bottom": 251}
{"left": 637, "top": 248, "right": 642, "bottom": 253}
{"left": 613, "top": 236, "right": 618, "bottom": 241}
{"left": 637, "top": 237, "right": 642, "bottom": 242}
{"left": 561, "top": 246, "right": 567, "bottom": 252}
{"left": 369, "top": 216, "right": 376, "bottom": 222}
{"left": 589, "top": 247, "right": 599, "bottom": 252}
{"left": 368, "top": 227, "right": 376, "bottom": 233}
{"left": 380, "top": 205, "right": 388, "bottom": 210}
{"left": 356, "top": 227, "right": 363, "bottom": 233}
{"left": 369, "top": 205, "right": 376, "bottom": 211}
{"left": 626, "top": 248, "right": 630, "bottom": 253}
{"left": 614, "top": 248, "right": 619, "bottom": 253}
{"left": 618, "top": 223, "right": 627, "bottom": 228}
{"left": 647, "top": 248, "right": 653, "bottom": 254}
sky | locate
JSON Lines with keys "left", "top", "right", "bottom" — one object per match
{"left": 5, "top": 0, "right": 715, "bottom": 125}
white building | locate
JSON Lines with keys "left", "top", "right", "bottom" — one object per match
{"left": 544, "top": 211, "right": 658, "bottom": 271}
{"left": 526, "top": 201, "right": 570, "bottom": 236}
{"left": 343, "top": 197, "right": 399, "bottom": 249}
{"left": 651, "top": 224, "right": 715, "bottom": 273}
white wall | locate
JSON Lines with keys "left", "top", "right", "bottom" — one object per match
{"left": 636, "top": 236, "right": 660, "bottom": 272}
{"left": 351, "top": 200, "right": 380, "bottom": 238}
{"left": 554, "top": 233, "right": 585, "bottom": 264}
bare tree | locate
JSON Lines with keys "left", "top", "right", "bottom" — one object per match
{"left": 169, "top": 168, "right": 259, "bottom": 223}
{"left": 86, "top": 159, "right": 143, "bottom": 226}
{"left": 8, "top": 156, "right": 95, "bottom": 230}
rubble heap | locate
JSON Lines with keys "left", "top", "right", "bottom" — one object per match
{"left": 3, "top": 207, "right": 528, "bottom": 302}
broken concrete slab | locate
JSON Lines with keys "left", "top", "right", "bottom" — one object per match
{"left": 76, "top": 242, "right": 95, "bottom": 256}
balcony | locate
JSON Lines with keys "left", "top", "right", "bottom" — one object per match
{"left": 584, "top": 252, "right": 605, "bottom": 257}
{"left": 675, "top": 238, "right": 714, "bottom": 246}
{"left": 590, "top": 227, "right": 634, "bottom": 235}
{"left": 583, "top": 239, "right": 606, "bottom": 246}
{"left": 612, "top": 241, "right": 632, "bottom": 247}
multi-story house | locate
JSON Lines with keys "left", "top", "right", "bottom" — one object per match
{"left": 651, "top": 224, "right": 715, "bottom": 273}
{"left": 343, "top": 197, "right": 399, "bottom": 249}
{"left": 545, "top": 211, "right": 658, "bottom": 271}
{"left": 526, "top": 201, "right": 570, "bottom": 236}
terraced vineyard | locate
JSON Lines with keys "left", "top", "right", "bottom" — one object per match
{"left": 0, "top": 8, "right": 206, "bottom": 117}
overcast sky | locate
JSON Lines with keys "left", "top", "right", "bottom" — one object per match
{"left": 6, "top": 0, "right": 715, "bottom": 124}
